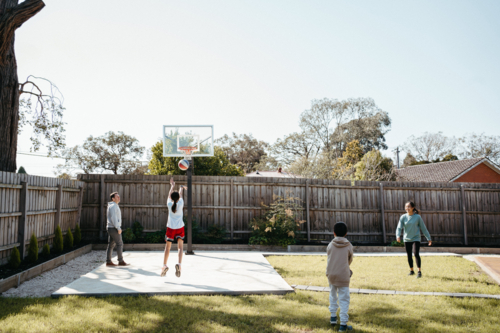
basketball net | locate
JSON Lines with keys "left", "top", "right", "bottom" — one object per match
{"left": 178, "top": 146, "right": 197, "bottom": 160}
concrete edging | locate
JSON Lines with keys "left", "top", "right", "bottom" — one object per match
{"left": 91, "top": 243, "right": 500, "bottom": 254}
{"left": 287, "top": 245, "right": 500, "bottom": 254}
{"left": 92, "top": 243, "right": 288, "bottom": 252}
{"left": 292, "top": 285, "right": 500, "bottom": 300}
{"left": 0, "top": 244, "right": 92, "bottom": 293}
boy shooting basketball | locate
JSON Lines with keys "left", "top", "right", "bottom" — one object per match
{"left": 161, "top": 177, "right": 187, "bottom": 277}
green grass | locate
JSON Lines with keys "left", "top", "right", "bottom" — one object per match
{"left": 267, "top": 255, "right": 500, "bottom": 294}
{"left": 1, "top": 292, "right": 500, "bottom": 332}
{"left": 1, "top": 255, "right": 499, "bottom": 332}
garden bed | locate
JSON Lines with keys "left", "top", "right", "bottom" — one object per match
{"left": 0, "top": 244, "right": 92, "bottom": 293}
{"left": 0, "top": 242, "right": 91, "bottom": 280}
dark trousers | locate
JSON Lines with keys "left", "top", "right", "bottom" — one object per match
{"left": 405, "top": 241, "right": 421, "bottom": 268}
{"left": 106, "top": 228, "right": 123, "bottom": 263}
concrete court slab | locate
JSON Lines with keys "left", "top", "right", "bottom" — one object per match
{"left": 52, "top": 251, "right": 294, "bottom": 298}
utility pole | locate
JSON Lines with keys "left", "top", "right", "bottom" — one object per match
{"left": 394, "top": 147, "right": 400, "bottom": 169}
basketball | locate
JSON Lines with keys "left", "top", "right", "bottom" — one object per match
{"left": 178, "top": 159, "right": 190, "bottom": 171}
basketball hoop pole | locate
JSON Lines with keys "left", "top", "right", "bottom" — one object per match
{"left": 186, "top": 157, "right": 194, "bottom": 255}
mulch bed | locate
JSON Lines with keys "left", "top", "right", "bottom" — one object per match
{"left": 0, "top": 242, "right": 90, "bottom": 280}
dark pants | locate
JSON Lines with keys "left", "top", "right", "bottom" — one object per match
{"left": 405, "top": 241, "right": 421, "bottom": 268}
{"left": 106, "top": 228, "right": 123, "bottom": 263}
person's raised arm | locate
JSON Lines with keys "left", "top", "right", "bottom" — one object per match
{"left": 179, "top": 185, "right": 187, "bottom": 198}
{"left": 168, "top": 177, "right": 175, "bottom": 200}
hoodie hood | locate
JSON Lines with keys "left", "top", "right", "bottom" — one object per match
{"left": 108, "top": 201, "right": 117, "bottom": 206}
{"left": 332, "top": 236, "right": 351, "bottom": 248}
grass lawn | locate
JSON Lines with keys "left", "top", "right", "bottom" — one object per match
{"left": 1, "top": 255, "right": 499, "bottom": 332}
{"left": 1, "top": 292, "right": 500, "bottom": 333}
{"left": 267, "top": 255, "right": 500, "bottom": 294}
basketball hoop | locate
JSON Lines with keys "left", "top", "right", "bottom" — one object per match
{"left": 178, "top": 146, "right": 197, "bottom": 160}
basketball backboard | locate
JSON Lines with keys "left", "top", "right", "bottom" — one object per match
{"left": 163, "top": 125, "right": 214, "bottom": 158}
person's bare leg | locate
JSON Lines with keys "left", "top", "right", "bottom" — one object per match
{"left": 161, "top": 241, "right": 172, "bottom": 276}
{"left": 177, "top": 239, "right": 183, "bottom": 265}
{"left": 175, "top": 239, "right": 184, "bottom": 277}
{"left": 164, "top": 241, "right": 172, "bottom": 266}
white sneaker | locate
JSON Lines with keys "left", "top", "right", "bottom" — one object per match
{"left": 175, "top": 264, "right": 181, "bottom": 277}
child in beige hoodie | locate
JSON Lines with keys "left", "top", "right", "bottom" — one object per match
{"left": 326, "top": 222, "right": 353, "bottom": 331}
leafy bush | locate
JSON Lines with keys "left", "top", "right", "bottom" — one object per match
{"left": 53, "top": 225, "right": 64, "bottom": 253}
{"left": 196, "top": 225, "right": 226, "bottom": 244}
{"left": 27, "top": 233, "right": 38, "bottom": 263}
{"left": 42, "top": 244, "right": 50, "bottom": 257}
{"left": 122, "top": 228, "right": 136, "bottom": 243}
{"left": 249, "top": 194, "right": 305, "bottom": 247}
{"left": 145, "top": 230, "right": 165, "bottom": 243}
{"left": 74, "top": 224, "right": 82, "bottom": 245}
{"left": 65, "top": 228, "right": 74, "bottom": 249}
{"left": 391, "top": 240, "right": 405, "bottom": 247}
{"left": 132, "top": 221, "right": 144, "bottom": 240}
{"left": 9, "top": 247, "right": 21, "bottom": 269}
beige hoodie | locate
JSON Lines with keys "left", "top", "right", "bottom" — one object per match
{"left": 326, "top": 237, "right": 354, "bottom": 287}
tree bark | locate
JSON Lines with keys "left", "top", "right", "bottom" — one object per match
{"left": 0, "top": 0, "right": 44, "bottom": 172}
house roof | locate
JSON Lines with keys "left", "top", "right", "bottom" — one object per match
{"left": 246, "top": 170, "right": 301, "bottom": 178}
{"left": 396, "top": 158, "right": 500, "bottom": 182}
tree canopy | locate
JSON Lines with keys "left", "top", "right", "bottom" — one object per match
{"left": 216, "top": 133, "right": 269, "bottom": 173}
{"left": 57, "top": 131, "right": 145, "bottom": 175}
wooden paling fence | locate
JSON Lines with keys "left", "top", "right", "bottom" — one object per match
{"left": 78, "top": 174, "right": 500, "bottom": 245}
{"left": 0, "top": 171, "right": 84, "bottom": 265}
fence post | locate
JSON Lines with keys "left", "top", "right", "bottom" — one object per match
{"left": 76, "top": 186, "right": 84, "bottom": 227}
{"left": 379, "top": 183, "right": 386, "bottom": 244}
{"left": 306, "top": 180, "right": 310, "bottom": 243}
{"left": 230, "top": 179, "right": 234, "bottom": 242}
{"left": 18, "top": 181, "right": 28, "bottom": 259}
{"left": 461, "top": 185, "right": 468, "bottom": 246}
{"left": 54, "top": 184, "right": 63, "bottom": 228}
{"left": 100, "top": 175, "right": 106, "bottom": 240}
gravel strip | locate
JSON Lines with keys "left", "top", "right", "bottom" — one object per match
{"left": 1, "top": 251, "right": 106, "bottom": 298}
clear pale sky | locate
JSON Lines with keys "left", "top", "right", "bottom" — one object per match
{"left": 14, "top": 0, "right": 500, "bottom": 176}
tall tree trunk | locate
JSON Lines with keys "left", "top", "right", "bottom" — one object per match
{"left": 0, "top": 0, "right": 44, "bottom": 172}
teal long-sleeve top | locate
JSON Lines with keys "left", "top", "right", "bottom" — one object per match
{"left": 395, "top": 213, "right": 431, "bottom": 242}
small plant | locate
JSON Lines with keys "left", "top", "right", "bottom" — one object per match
{"left": 391, "top": 240, "right": 405, "bottom": 247}
{"left": 145, "top": 231, "right": 164, "bottom": 243}
{"left": 132, "top": 221, "right": 144, "bottom": 240}
{"left": 65, "top": 228, "right": 74, "bottom": 249}
{"left": 42, "top": 244, "right": 50, "bottom": 257}
{"left": 27, "top": 233, "right": 39, "bottom": 263}
{"left": 249, "top": 194, "right": 305, "bottom": 247}
{"left": 74, "top": 224, "right": 82, "bottom": 245}
{"left": 9, "top": 247, "right": 21, "bottom": 269}
{"left": 53, "top": 225, "right": 64, "bottom": 253}
{"left": 122, "top": 228, "right": 136, "bottom": 243}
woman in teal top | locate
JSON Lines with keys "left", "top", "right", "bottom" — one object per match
{"left": 396, "top": 201, "right": 432, "bottom": 278}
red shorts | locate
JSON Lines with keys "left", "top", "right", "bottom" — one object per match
{"left": 165, "top": 227, "right": 185, "bottom": 242}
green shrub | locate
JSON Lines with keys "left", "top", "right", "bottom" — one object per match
{"left": 53, "top": 225, "right": 64, "bottom": 253}
{"left": 249, "top": 195, "right": 305, "bottom": 247}
{"left": 132, "top": 221, "right": 144, "bottom": 240}
{"left": 74, "top": 224, "right": 82, "bottom": 245}
{"left": 194, "top": 225, "right": 226, "bottom": 244}
{"left": 42, "top": 244, "right": 50, "bottom": 257}
{"left": 391, "top": 240, "right": 405, "bottom": 247}
{"left": 145, "top": 231, "right": 164, "bottom": 243}
{"left": 9, "top": 247, "right": 21, "bottom": 269}
{"left": 122, "top": 228, "right": 136, "bottom": 243}
{"left": 27, "top": 233, "right": 39, "bottom": 263}
{"left": 65, "top": 228, "right": 74, "bottom": 249}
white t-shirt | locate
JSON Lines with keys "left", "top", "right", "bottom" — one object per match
{"left": 167, "top": 198, "right": 184, "bottom": 229}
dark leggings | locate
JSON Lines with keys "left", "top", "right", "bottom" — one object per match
{"left": 405, "top": 242, "right": 421, "bottom": 269}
